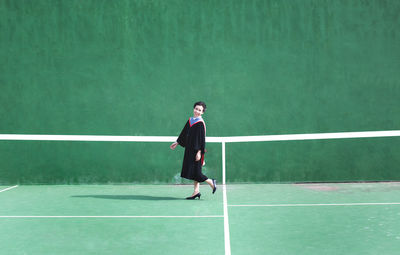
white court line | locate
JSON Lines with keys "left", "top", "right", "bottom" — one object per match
{"left": 220, "top": 130, "right": 400, "bottom": 142}
{"left": 223, "top": 185, "right": 231, "bottom": 255}
{"left": 229, "top": 202, "right": 400, "bottom": 207}
{"left": 0, "top": 185, "right": 18, "bottom": 193}
{"left": 1, "top": 130, "right": 400, "bottom": 143}
{"left": 0, "top": 215, "right": 224, "bottom": 218}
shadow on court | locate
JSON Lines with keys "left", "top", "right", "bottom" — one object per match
{"left": 71, "top": 195, "right": 183, "bottom": 200}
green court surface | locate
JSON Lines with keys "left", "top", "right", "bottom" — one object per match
{"left": 0, "top": 185, "right": 224, "bottom": 255}
{"left": 228, "top": 183, "right": 400, "bottom": 255}
{"left": 1, "top": 183, "right": 400, "bottom": 255}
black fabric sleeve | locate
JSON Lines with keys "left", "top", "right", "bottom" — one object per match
{"left": 177, "top": 121, "right": 189, "bottom": 147}
{"left": 193, "top": 122, "right": 205, "bottom": 153}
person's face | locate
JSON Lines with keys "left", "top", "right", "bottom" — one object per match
{"left": 193, "top": 105, "right": 204, "bottom": 118}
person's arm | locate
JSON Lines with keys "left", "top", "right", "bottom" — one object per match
{"left": 170, "top": 121, "right": 189, "bottom": 150}
{"left": 195, "top": 150, "right": 201, "bottom": 161}
{"left": 170, "top": 142, "right": 178, "bottom": 150}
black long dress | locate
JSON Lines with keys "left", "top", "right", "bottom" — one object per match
{"left": 177, "top": 118, "right": 207, "bottom": 182}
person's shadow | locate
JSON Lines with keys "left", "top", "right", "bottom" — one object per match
{"left": 71, "top": 195, "right": 183, "bottom": 201}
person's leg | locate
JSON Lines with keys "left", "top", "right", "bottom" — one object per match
{"left": 205, "top": 179, "right": 217, "bottom": 194}
{"left": 192, "top": 181, "right": 200, "bottom": 196}
{"left": 204, "top": 179, "right": 214, "bottom": 189}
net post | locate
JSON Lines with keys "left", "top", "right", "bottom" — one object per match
{"left": 222, "top": 141, "right": 226, "bottom": 185}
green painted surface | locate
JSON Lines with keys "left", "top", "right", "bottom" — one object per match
{"left": 1, "top": 0, "right": 399, "bottom": 136}
{"left": 0, "top": 141, "right": 222, "bottom": 184}
{"left": 0, "top": 185, "right": 224, "bottom": 254}
{"left": 230, "top": 206, "right": 400, "bottom": 255}
{"left": 227, "top": 137, "right": 400, "bottom": 182}
{"left": 226, "top": 182, "right": 400, "bottom": 205}
{"left": 228, "top": 183, "right": 400, "bottom": 255}
{"left": 1, "top": 183, "right": 400, "bottom": 254}
{"left": 0, "top": 218, "right": 224, "bottom": 255}
{"left": 0, "top": 185, "right": 223, "bottom": 216}
{"left": 1, "top": 0, "right": 400, "bottom": 183}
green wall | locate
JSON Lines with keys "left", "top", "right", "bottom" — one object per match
{"left": 0, "top": 0, "right": 399, "bottom": 184}
{"left": 227, "top": 137, "right": 400, "bottom": 183}
{"left": 0, "top": 141, "right": 222, "bottom": 184}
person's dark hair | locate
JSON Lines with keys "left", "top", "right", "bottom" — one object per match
{"left": 193, "top": 101, "right": 207, "bottom": 112}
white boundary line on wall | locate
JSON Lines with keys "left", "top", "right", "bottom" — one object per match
{"left": 0, "top": 185, "right": 18, "bottom": 193}
{"left": 0, "top": 134, "right": 180, "bottom": 143}
{"left": 0, "top": 130, "right": 400, "bottom": 143}
{"left": 220, "top": 130, "right": 400, "bottom": 143}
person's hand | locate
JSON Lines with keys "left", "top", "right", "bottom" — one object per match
{"left": 195, "top": 151, "right": 201, "bottom": 161}
{"left": 170, "top": 142, "right": 178, "bottom": 150}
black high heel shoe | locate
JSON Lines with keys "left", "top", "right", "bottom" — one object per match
{"left": 186, "top": 193, "right": 201, "bottom": 200}
{"left": 212, "top": 179, "right": 217, "bottom": 194}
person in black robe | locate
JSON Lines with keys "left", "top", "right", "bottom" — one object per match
{"left": 170, "top": 101, "right": 217, "bottom": 199}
